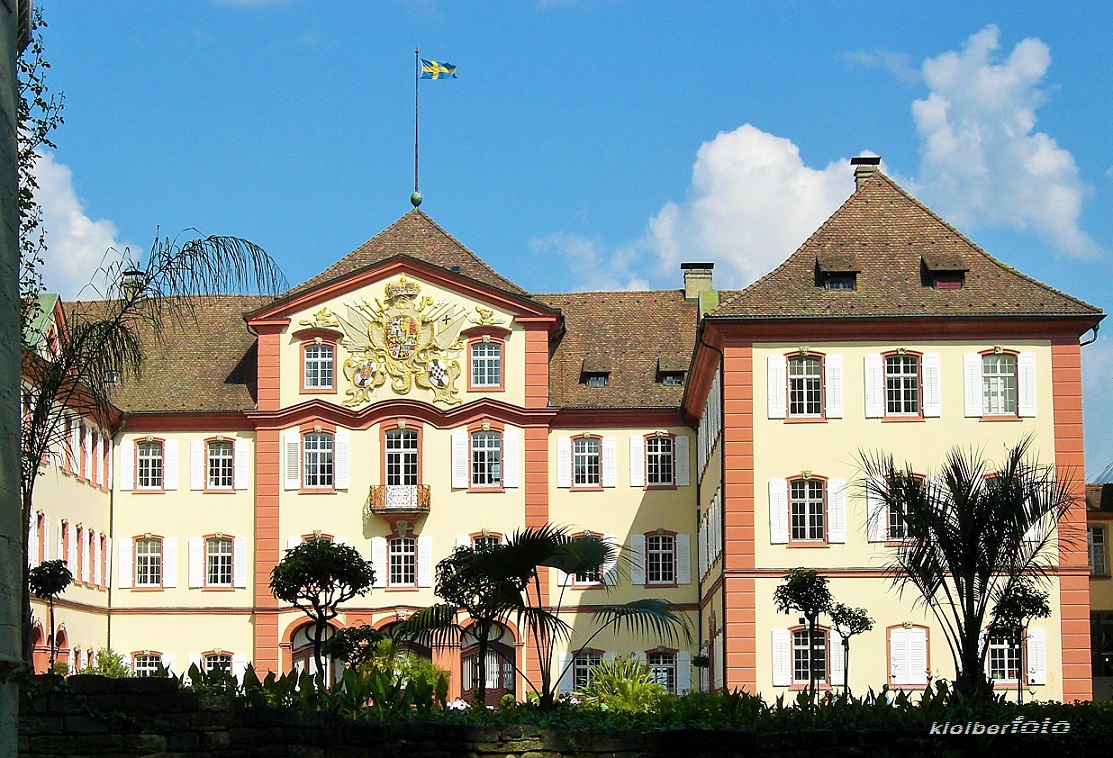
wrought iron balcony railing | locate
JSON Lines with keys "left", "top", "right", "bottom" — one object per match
{"left": 365, "top": 484, "right": 431, "bottom": 517}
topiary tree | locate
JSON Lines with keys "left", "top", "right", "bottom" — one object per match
{"left": 828, "top": 603, "right": 873, "bottom": 696}
{"left": 28, "top": 559, "right": 72, "bottom": 672}
{"left": 990, "top": 579, "right": 1050, "bottom": 703}
{"left": 772, "top": 568, "right": 832, "bottom": 700}
{"left": 269, "top": 538, "right": 376, "bottom": 677}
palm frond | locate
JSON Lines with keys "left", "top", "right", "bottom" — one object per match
{"left": 590, "top": 599, "right": 692, "bottom": 646}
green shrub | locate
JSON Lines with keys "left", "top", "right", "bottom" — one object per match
{"left": 79, "top": 648, "right": 129, "bottom": 678}
{"left": 577, "top": 656, "right": 666, "bottom": 713}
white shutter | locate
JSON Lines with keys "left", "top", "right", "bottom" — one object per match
{"left": 864, "top": 354, "right": 884, "bottom": 418}
{"left": 119, "top": 439, "right": 133, "bottom": 491}
{"left": 67, "top": 523, "right": 77, "bottom": 570}
{"left": 370, "top": 537, "right": 387, "bottom": 588}
{"left": 772, "top": 629, "right": 792, "bottom": 686}
{"left": 106, "top": 438, "right": 113, "bottom": 491}
{"left": 1027, "top": 627, "right": 1046, "bottom": 685}
{"left": 164, "top": 439, "right": 179, "bottom": 491}
{"left": 908, "top": 627, "right": 928, "bottom": 685}
{"left": 188, "top": 654, "right": 202, "bottom": 675}
{"left": 556, "top": 437, "right": 572, "bottom": 488}
{"left": 417, "top": 535, "right": 433, "bottom": 587}
{"left": 101, "top": 434, "right": 109, "bottom": 488}
{"left": 890, "top": 627, "right": 908, "bottom": 683}
{"left": 630, "top": 534, "right": 646, "bottom": 585}
{"left": 161, "top": 653, "right": 176, "bottom": 675}
{"left": 233, "top": 536, "right": 248, "bottom": 588}
{"left": 557, "top": 653, "right": 574, "bottom": 694}
{"left": 922, "top": 353, "right": 941, "bottom": 417}
{"left": 675, "top": 435, "right": 690, "bottom": 487}
{"left": 829, "top": 630, "right": 845, "bottom": 688}
{"left": 28, "top": 517, "right": 37, "bottom": 568}
{"left": 963, "top": 353, "right": 983, "bottom": 417}
{"left": 334, "top": 429, "right": 349, "bottom": 489}
{"left": 503, "top": 427, "right": 519, "bottom": 488}
{"left": 676, "top": 533, "right": 691, "bottom": 585}
{"left": 82, "top": 535, "right": 91, "bottom": 583}
{"left": 163, "top": 537, "right": 178, "bottom": 588}
{"left": 234, "top": 439, "right": 249, "bottom": 490}
{"left": 103, "top": 538, "right": 111, "bottom": 588}
{"left": 867, "top": 476, "right": 888, "bottom": 542}
{"left": 1018, "top": 352, "right": 1037, "bottom": 417}
{"left": 93, "top": 533, "right": 101, "bottom": 586}
{"left": 190, "top": 440, "right": 204, "bottom": 490}
{"left": 41, "top": 515, "right": 49, "bottom": 561}
{"left": 188, "top": 537, "right": 204, "bottom": 588}
{"left": 601, "top": 437, "right": 616, "bottom": 488}
{"left": 767, "top": 354, "right": 787, "bottom": 419}
{"left": 828, "top": 478, "right": 846, "bottom": 544}
{"left": 455, "top": 535, "right": 470, "bottom": 549}
{"left": 69, "top": 418, "right": 79, "bottom": 472}
{"left": 284, "top": 432, "right": 300, "bottom": 490}
{"left": 555, "top": 567, "right": 571, "bottom": 587}
{"left": 769, "top": 478, "right": 788, "bottom": 544}
{"left": 602, "top": 534, "right": 619, "bottom": 585}
{"left": 334, "top": 535, "right": 347, "bottom": 545}
{"left": 286, "top": 536, "right": 302, "bottom": 551}
{"left": 232, "top": 653, "right": 248, "bottom": 682}
{"left": 91, "top": 432, "right": 99, "bottom": 485}
{"left": 825, "top": 354, "right": 843, "bottom": 419}
{"left": 676, "top": 651, "right": 692, "bottom": 695}
{"left": 56, "top": 523, "right": 63, "bottom": 566}
{"left": 118, "top": 539, "right": 133, "bottom": 588}
{"left": 629, "top": 436, "right": 645, "bottom": 487}
{"left": 84, "top": 425, "right": 93, "bottom": 480}
{"left": 451, "top": 430, "right": 468, "bottom": 488}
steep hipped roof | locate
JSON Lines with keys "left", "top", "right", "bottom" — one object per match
{"left": 68, "top": 296, "right": 269, "bottom": 414}
{"left": 538, "top": 290, "right": 699, "bottom": 409}
{"left": 711, "top": 172, "right": 1102, "bottom": 321}
{"left": 284, "top": 209, "right": 528, "bottom": 299}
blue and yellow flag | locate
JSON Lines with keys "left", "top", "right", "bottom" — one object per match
{"left": 420, "top": 58, "right": 457, "bottom": 80}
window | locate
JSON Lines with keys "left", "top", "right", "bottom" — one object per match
{"left": 790, "top": 479, "right": 825, "bottom": 543}
{"left": 206, "top": 537, "right": 234, "bottom": 587}
{"left": 385, "top": 430, "right": 418, "bottom": 486}
{"left": 646, "top": 436, "right": 674, "bottom": 487}
{"left": 471, "top": 431, "right": 502, "bottom": 487}
{"left": 792, "top": 629, "right": 827, "bottom": 685}
{"left": 204, "top": 653, "right": 232, "bottom": 673}
{"left": 473, "top": 534, "right": 500, "bottom": 551}
{"left": 660, "top": 372, "right": 684, "bottom": 387}
{"left": 573, "top": 651, "right": 602, "bottom": 690}
{"left": 982, "top": 353, "right": 1018, "bottom": 416}
{"left": 825, "top": 274, "right": 855, "bottom": 290}
{"left": 647, "top": 651, "right": 677, "bottom": 694}
{"left": 585, "top": 373, "right": 608, "bottom": 387}
{"left": 75, "top": 526, "right": 84, "bottom": 584}
{"left": 303, "top": 433, "right": 334, "bottom": 489}
{"left": 389, "top": 537, "right": 416, "bottom": 586}
{"left": 470, "top": 341, "right": 502, "bottom": 388}
{"left": 934, "top": 273, "right": 964, "bottom": 290}
{"left": 575, "top": 563, "right": 602, "bottom": 584}
{"left": 135, "top": 538, "right": 163, "bottom": 587}
{"left": 888, "top": 503, "right": 909, "bottom": 541}
{"left": 136, "top": 441, "right": 163, "bottom": 490}
{"left": 573, "top": 437, "right": 601, "bottom": 487}
{"left": 646, "top": 533, "right": 676, "bottom": 584}
{"left": 787, "top": 355, "right": 823, "bottom": 418}
{"left": 885, "top": 354, "right": 920, "bottom": 416}
{"left": 1090, "top": 526, "right": 1108, "bottom": 577}
{"left": 987, "top": 634, "right": 1020, "bottom": 682}
{"left": 133, "top": 654, "right": 162, "bottom": 677}
{"left": 207, "top": 440, "right": 234, "bottom": 490}
{"left": 303, "top": 343, "right": 334, "bottom": 390}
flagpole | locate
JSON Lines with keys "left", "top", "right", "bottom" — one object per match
{"left": 413, "top": 48, "right": 421, "bottom": 206}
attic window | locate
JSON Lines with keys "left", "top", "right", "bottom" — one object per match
{"left": 104, "top": 371, "right": 120, "bottom": 386}
{"left": 825, "top": 274, "right": 856, "bottom": 291}
{"left": 933, "top": 274, "right": 964, "bottom": 290}
{"left": 815, "top": 253, "right": 859, "bottom": 291}
{"left": 655, "top": 356, "right": 687, "bottom": 387}
{"left": 660, "top": 373, "right": 684, "bottom": 387}
{"left": 921, "top": 252, "right": 968, "bottom": 290}
{"left": 584, "top": 373, "right": 609, "bottom": 388}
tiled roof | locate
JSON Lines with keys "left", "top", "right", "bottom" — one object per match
{"left": 537, "top": 290, "right": 699, "bottom": 409}
{"left": 283, "top": 210, "right": 528, "bottom": 299}
{"left": 67, "top": 296, "right": 269, "bottom": 414}
{"left": 710, "top": 173, "right": 1103, "bottom": 320}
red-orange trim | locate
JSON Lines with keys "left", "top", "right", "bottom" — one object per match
{"left": 880, "top": 350, "right": 924, "bottom": 421}
{"left": 466, "top": 420, "right": 506, "bottom": 492}
{"left": 299, "top": 421, "right": 337, "bottom": 494}
{"left": 783, "top": 350, "right": 828, "bottom": 423}
{"left": 467, "top": 334, "right": 506, "bottom": 393}
{"left": 248, "top": 396, "right": 557, "bottom": 432}
{"left": 570, "top": 434, "right": 604, "bottom": 491}
{"left": 787, "top": 624, "right": 831, "bottom": 690}
{"left": 643, "top": 433, "right": 679, "bottom": 490}
{"left": 202, "top": 533, "right": 238, "bottom": 590}
{"left": 381, "top": 420, "right": 423, "bottom": 488}
{"left": 126, "top": 412, "right": 256, "bottom": 433}
{"left": 786, "top": 475, "right": 830, "bottom": 548}
{"left": 134, "top": 438, "right": 167, "bottom": 493}
{"left": 299, "top": 333, "right": 339, "bottom": 396}
{"left": 643, "top": 529, "right": 679, "bottom": 588}
{"left": 203, "top": 438, "right": 237, "bottom": 494}
{"left": 885, "top": 624, "right": 931, "bottom": 688}
{"left": 132, "top": 534, "right": 165, "bottom": 591}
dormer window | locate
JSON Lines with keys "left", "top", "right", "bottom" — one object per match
{"left": 825, "top": 274, "right": 856, "bottom": 291}
{"left": 656, "top": 356, "right": 687, "bottom": 387}
{"left": 581, "top": 357, "right": 612, "bottom": 388}
{"left": 585, "top": 373, "right": 608, "bottom": 388}
{"left": 921, "top": 251, "right": 967, "bottom": 290}
{"left": 660, "top": 373, "right": 684, "bottom": 387}
{"left": 815, "top": 252, "right": 859, "bottom": 291}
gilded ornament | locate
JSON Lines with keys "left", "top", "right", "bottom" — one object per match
{"left": 298, "top": 306, "right": 341, "bottom": 329}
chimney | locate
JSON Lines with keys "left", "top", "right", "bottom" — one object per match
{"left": 681, "top": 262, "right": 714, "bottom": 301}
{"left": 851, "top": 156, "right": 881, "bottom": 189}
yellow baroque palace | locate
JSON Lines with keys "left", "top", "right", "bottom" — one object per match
{"left": 26, "top": 161, "right": 1104, "bottom": 702}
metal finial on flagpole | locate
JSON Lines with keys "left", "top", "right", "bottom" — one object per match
{"left": 412, "top": 48, "right": 422, "bottom": 208}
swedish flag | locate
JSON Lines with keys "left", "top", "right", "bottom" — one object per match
{"left": 420, "top": 59, "right": 457, "bottom": 80}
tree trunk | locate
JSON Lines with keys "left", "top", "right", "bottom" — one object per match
{"left": 47, "top": 595, "right": 55, "bottom": 669}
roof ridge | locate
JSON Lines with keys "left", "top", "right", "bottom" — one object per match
{"left": 408, "top": 210, "right": 528, "bottom": 295}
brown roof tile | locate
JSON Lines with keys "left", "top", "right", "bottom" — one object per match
{"left": 537, "top": 290, "right": 699, "bottom": 409}
{"left": 711, "top": 173, "right": 1103, "bottom": 320}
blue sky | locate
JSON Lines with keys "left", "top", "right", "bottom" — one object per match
{"left": 36, "top": 1, "right": 1113, "bottom": 474}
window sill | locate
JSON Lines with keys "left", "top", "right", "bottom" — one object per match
{"left": 788, "top": 541, "right": 830, "bottom": 548}
{"left": 203, "top": 488, "right": 237, "bottom": 495}
{"left": 385, "top": 585, "right": 419, "bottom": 592}
{"left": 300, "top": 387, "right": 337, "bottom": 395}
{"left": 645, "top": 483, "right": 677, "bottom": 491}
{"left": 468, "top": 485, "right": 505, "bottom": 493}
{"left": 298, "top": 487, "right": 337, "bottom": 495}
{"left": 201, "top": 586, "right": 236, "bottom": 592}
{"left": 132, "top": 489, "right": 167, "bottom": 495}
{"left": 788, "top": 683, "right": 831, "bottom": 691}
{"left": 645, "top": 582, "right": 678, "bottom": 589}
{"left": 131, "top": 586, "right": 164, "bottom": 592}
{"left": 979, "top": 415, "right": 1022, "bottom": 422}
{"left": 881, "top": 416, "right": 924, "bottom": 423}
{"left": 571, "top": 485, "right": 604, "bottom": 492}
{"left": 785, "top": 416, "right": 826, "bottom": 424}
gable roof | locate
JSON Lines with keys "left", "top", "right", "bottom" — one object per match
{"left": 283, "top": 210, "right": 528, "bottom": 300}
{"left": 710, "top": 172, "right": 1103, "bottom": 321}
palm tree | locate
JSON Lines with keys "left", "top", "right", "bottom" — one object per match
{"left": 859, "top": 435, "right": 1076, "bottom": 700}
{"left": 20, "top": 233, "right": 286, "bottom": 664}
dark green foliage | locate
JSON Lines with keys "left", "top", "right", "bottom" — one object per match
{"left": 29, "top": 559, "right": 72, "bottom": 670}
{"left": 828, "top": 603, "right": 874, "bottom": 694}
{"left": 78, "top": 648, "right": 130, "bottom": 678}
{"left": 772, "top": 568, "right": 832, "bottom": 699}
{"left": 991, "top": 579, "right": 1051, "bottom": 703}
{"left": 576, "top": 656, "right": 666, "bottom": 713}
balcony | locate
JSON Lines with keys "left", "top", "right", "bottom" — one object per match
{"left": 365, "top": 484, "right": 431, "bottom": 519}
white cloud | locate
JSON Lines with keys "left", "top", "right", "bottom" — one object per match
{"left": 842, "top": 49, "right": 921, "bottom": 84}
{"left": 32, "top": 151, "right": 128, "bottom": 299}
{"left": 528, "top": 232, "right": 649, "bottom": 291}
{"left": 912, "top": 25, "right": 1100, "bottom": 259}
{"left": 645, "top": 124, "right": 855, "bottom": 288}
{"left": 1083, "top": 337, "right": 1113, "bottom": 478}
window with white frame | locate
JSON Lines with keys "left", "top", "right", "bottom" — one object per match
{"left": 303, "top": 433, "right": 334, "bottom": 488}
{"left": 573, "top": 651, "right": 602, "bottom": 690}
{"left": 135, "top": 538, "right": 162, "bottom": 587}
{"left": 206, "top": 537, "right": 233, "bottom": 587}
{"left": 647, "top": 651, "right": 677, "bottom": 694}
{"left": 1089, "top": 525, "right": 1107, "bottom": 576}
{"left": 646, "top": 436, "right": 674, "bottom": 487}
{"left": 207, "top": 440, "right": 234, "bottom": 490}
{"left": 385, "top": 429, "right": 418, "bottom": 486}
{"left": 473, "top": 534, "right": 500, "bottom": 551}
{"left": 787, "top": 355, "right": 822, "bottom": 418}
{"left": 792, "top": 629, "right": 827, "bottom": 685}
{"left": 470, "top": 341, "right": 502, "bottom": 387}
{"left": 136, "top": 441, "right": 164, "bottom": 489}
{"left": 987, "top": 633, "right": 1020, "bottom": 682}
{"left": 646, "top": 533, "right": 676, "bottom": 584}
{"left": 389, "top": 537, "right": 416, "bottom": 586}
{"left": 471, "top": 431, "right": 501, "bottom": 487}
{"left": 982, "top": 353, "right": 1017, "bottom": 415}
{"left": 885, "top": 354, "right": 920, "bottom": 416}
{"left": 204, "top": 653, "right": 232, "bottom": 673}
{"left": 304, "top": 344, "right": 334, "bottom": 390}
{"left": 133, "top": 654, "right": 162, "bottom": 677}
{"left": 573, "top": 437, "right": 601, "bottom": 487}
{"left": 790, "top": 479, "right": 825, "bottom": 542}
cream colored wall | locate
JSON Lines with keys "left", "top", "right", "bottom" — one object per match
{"left": 278, "top": 275, "right": 527, "bottom": 410}
{"left": 1091, "top": 574, "right": 1113, "bottom": 612}
{"left": 110, "top": 613, "right": 253, "bottom": 674}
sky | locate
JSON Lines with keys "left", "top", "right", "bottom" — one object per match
{"left": 33, "top": 0, "right": 1113, "bottom": 475}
